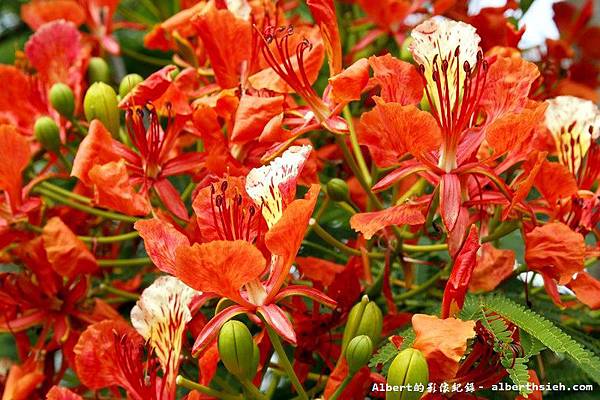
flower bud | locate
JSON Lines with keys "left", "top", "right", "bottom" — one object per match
{"left": 34, "top": 116, "right": 61, "bottom": 154}
{"left": 386, "top": 348, "right": 429, "bottom": 400}
{"left": 119, "top": 73, "right": 143, "bottom": 98}
{"left": 88, "top": 57, "right": 111, "bottom": 83}
{"left": 49, "top": 83, "right": 75, "bottom": 118}
{"left": 83, "top": 82, "right": 120, "bottom": 137}
{"left": 218, "top": 320, "right": 259, "bottom": 380}
{"left": 326, "top": 178, "right": 350, "bottom": 202}
{"left": 345, "top": 335, "right": 373, "bottom": 374}
{"left": 341, "top": 295, "right": 383, "bottom": 354}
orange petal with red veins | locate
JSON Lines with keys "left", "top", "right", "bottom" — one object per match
{"left": 194, "top": 4, "right": 252, "bottom": 89}
{"left": 74, "top": 320, "right": 144, "bottom": 390}
{"left": 0, "top": 125, "right": 30, "bottom": 212}
{"left": 469, "top": 243, "right": 515, "bottom": 292}
{"left": 568, "top": 272, "right": 600, "bottom": 310}
{"left": 479, "top": 55, "right": 540, "bottom": 119}
{"left": 350, "top": 203, "right": 425, "bottom": 240}
{"left": 134, "top": 218, "right": 190, "bottom": 275}
{"left": 46, "top": 385, "right": 83, "bottom": 400}
{"left": 42, "top": 217, "right": 98, "bottom": 279}
{"left": 534, "top": 160, "right": 578, "bottom": 206}
{"left": 328, "top": 58, "right": 370, "bottom": 103}
{"left": 485, "top": 102, "right": 547, "bottom": 158}
{"left": 525, "top": 222, "right": 585, "bottom": 285}
{"left": 264, "top": 185, "right": 320, "bottom": 294}
{"left": 88, "top": 160, "right": 151, "bottom": 216}
{"left": 24, "top": 20, "right": 81, "bottom": 86}
{"left": 175, "top": 240, "right": 266, "bottom": 304}
{"left": 502, "top": 151, "right": 546, "bottom": 220}
{"left": 359, "top": 102, "right": 441, "bottom": 167}
{"left": 118, "top": 65, "right": 177, "bottom": 108}
{"left": 231, "top": 94, "right": 285, "bottom": 143}
{"left": 307, "top": 0, "right": 342, "bottom": 76}
{"left": 0, "top": 66, "right": 42, "bottom": 133}
{"left": 412, "top": 314, "right": 476, "bottom": 382}
{"left": 71, "top": 120, "right": 121, "bottom": 185}
{"left": 21, "top": 1, "right": 85, "bottom": 30}
{"left": 368, "top": 54, "right": 424, "bottom": 105}
{"left": 2, "top": 360, "right": 44, "bottom": 400}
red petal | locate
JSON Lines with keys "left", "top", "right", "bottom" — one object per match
{"left": 264, "top": 185, "right": 319, "bottom": 296}
{"left": 567, "top": 272, "right": 600, "bottom": 310}
{"left": 469, "top": 244, "right": 515, "bottom": 292}
{"left": 74, "top": 320, "right": 143, "bottom": 390}
{"left": 485, "top": 101, "right": 547, "bottom": 158}
{"left": 71, "top": 120, "right": 121, "bottom": 185}
{"left": 439, "top": 173, "right": 461, "bottom": 232}
{"left": 21, "top": 1, "right": 85, "bottom": 30}
{"left": 359, "top": 102, "right": 441, "bottom": 168}
{"left": 153, "top": 178, "right": 189, "bottom": 221}
{"left": 24, "top": 20, "right": 81, "bottom": 86}
{"left": 231, "top": 94, "right": 285, "bottom": 143}
{"left": 441, "top": 225, "right": 480, "bottom": 318}
{"left": 118, "top": 65, "right": 177, "bottom": 108}
{"left": 368, "top": 54, "right": 424, "bottom": 105}
{"left": 479, "top": 55, "right": 540, "bottom": 120}
{"left": 192, "top": 305, "right": 247, "bottom": 356}
{"left": 161, "top": 152, "right": 203, "bottom": 176}
{"left": 328, "top": 58, "right": 370, "bottom": 103}
{"left": 534, "top": 160, "right": 578, "bottom": 206}
{"left": 350, "top": 203, "right": 425, "bottom": 240}
{"left": 0, "top": 124, "right": 30, "bottom": 211}
{"left": 295, "top": 256, "right": 344, "bottom": 286}
{"left": 502, "top": 151, "right": 546, "bottom": 220}
{"left": 274, "top": 285, "right": 337, "bottom": 309}
{"left": 372, "top": 161, "right": 427, "bottom": 192}
{"left": 307, "top": 0, "right": 342, "bottom": 76}
{"left": 134, "top": 218, "right": 190, "bottom": 274}
{"left": 0, "top": 66, "right": 42, "bottom": 133}
{"left": 257, "top": 304, "right": 297, "bottom": 345}
{"left": 175, "top": 240, "right": 266, "bottom": 304}
{"left": 412, "top": 314, "right": 475, "bottom": 382}
{"left": 194, "top": 4, "right": 252, "bottom": 89}
{"left": 42, "top": 217, "right": 98, "bottom": 279}
{"left": 46, "top": 385, "right": 84, "bottom": 400}
{"left": 88, "top": 160, "right": 151, "bottom": 216}
{"left": 525, "top": 222, "right": 585, "bottom": 285}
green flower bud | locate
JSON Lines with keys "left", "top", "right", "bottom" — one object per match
{"left": 386, "top": 348, "right": 429, "bottom": 400}
{"left": 345, "top": 335, "right": 373, "bottom": 374}
{"left": 326, "top": 178, "right": 350, "bottom": 202}
{"left": 88, "top": 57, "right": 111, "bottom": 83}
{"left": 119, "top": 73, "right": 143, "bottom": 98}
{"left": 218, "top": 320, "right": 258, "bottom": 380}
{"left": 419, "top": 94, "right": 430, "bottom": 112}
{"left": 49, "top": 83, "right": 75, "bottom": 118}
{"left": 34, "top": 116, "right": 61, "bottom": 154}
{"left": 341, "top": 295, "right": 383, "bottom": 354}
{"left": 83, "top": 82, "right": 120, "bottom": 137}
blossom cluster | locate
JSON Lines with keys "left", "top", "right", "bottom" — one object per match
{"left": 0, "top": 0, "right": 598, "bottom": 399}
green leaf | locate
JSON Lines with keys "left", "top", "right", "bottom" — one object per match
{"left": 482, "top": 295, "right": 600, "bottom": 385}
{"left": 369, "top": 328, "right": 415, "bottom": 375}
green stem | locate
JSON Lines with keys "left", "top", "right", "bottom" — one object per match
{"left": 329, "top": 374, "right": 354, "bottom": 400}
{"left": 394, "top": 270, "right": 445, "bottom": 302}
{"left": 301, "top": 240, "right": 348, "bottom": 262}
{"left": 98, "top": 257, "right": 151, "bottom": 268}
{"left": 264, "top": 325, "right": 308, "bottom": 400}
{"left": 35, "top": 186, "right": 140, "bottom": 223}
{"left": 240, "top": 379, "right": 267, "bottom": 400}
{"left": 99, "top": 284, "right": 139, "bottom": 300}
{"left": 78, "top": 230, "right": 140, "bottom": 244}
{"left": 343, "top": 106, "right": 370, "bottom": 186}
{"left": 38, "top": 181, "right": 92, "bottom": 204}
{"left": 176, "top": 376, "right": 241, "bottom": 400}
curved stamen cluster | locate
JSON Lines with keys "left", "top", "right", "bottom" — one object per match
{"left": 257, "top": 25, "right": 328, "bottom": 120}
{"left": 417, "top": 48, "right": 488, "bottom": 170}
{"left": 210, "top": 180, "right": 258, "bottom": 242}
{"left": 125, "top": 103, "right": 173, "bottom": 179}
